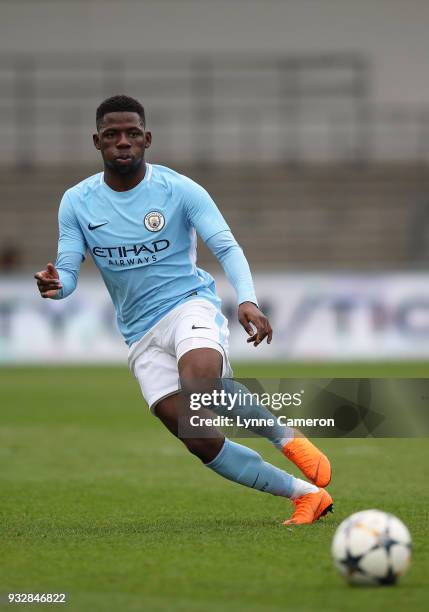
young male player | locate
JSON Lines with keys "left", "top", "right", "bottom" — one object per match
{"left": 35, "top": 95, "right": 333, "bottom": 524}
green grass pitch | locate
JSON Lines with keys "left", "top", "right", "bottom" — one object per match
{"left": 1, "top": 363, "right": 428, "bottom": 611}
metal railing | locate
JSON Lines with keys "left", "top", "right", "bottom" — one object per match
{"left": 1, "top": 52, "right": 429, "bottom": 166}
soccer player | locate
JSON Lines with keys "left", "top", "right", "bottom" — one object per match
{"left": 35, "top": 95, "right": 333, "bottom": 525}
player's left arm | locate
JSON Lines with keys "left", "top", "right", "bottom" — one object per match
{"left": 183, "top": 181, "right": 272, "bottom": 346}
{"left": 206, "top": 231, "right": 272, "bottom": 346}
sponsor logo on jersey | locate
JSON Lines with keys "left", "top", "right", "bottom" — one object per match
{"left": 144, "top": 211, "right": 165, "bottom": 232}
{"left": 92, "top": 239, "right": 170, "bottom": 266}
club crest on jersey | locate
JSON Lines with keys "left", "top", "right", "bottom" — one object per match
{"left": 144, "top": 211, "right": 165, "bottom": 232}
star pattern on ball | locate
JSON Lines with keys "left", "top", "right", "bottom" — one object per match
{"left": 340, "top": 549, "right": 364, "bottom": 575}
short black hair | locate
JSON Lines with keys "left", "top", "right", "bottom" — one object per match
{"left": 96, "top": 95, "right": 146, "bottom": 130}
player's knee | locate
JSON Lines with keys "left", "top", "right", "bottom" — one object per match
{"left": 181, "top": 436, "right": 224, "bottom": 463}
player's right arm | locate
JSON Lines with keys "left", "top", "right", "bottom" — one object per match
{"left": 34, "top": 191, "right": 86, "bottom": 300}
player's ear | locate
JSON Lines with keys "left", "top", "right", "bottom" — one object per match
{"left": 93, "top": 133, "right": 101, "bottom": 150}
{"left": 144, "top": 131, "right": 152, "bottom": 149}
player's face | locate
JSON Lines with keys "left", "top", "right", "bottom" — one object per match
{"left": 93, "top": 112, "right": 152, "bottom": 175}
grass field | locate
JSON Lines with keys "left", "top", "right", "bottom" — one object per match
{"left": 1, "top": 363, "right": 428, "bottom": 611}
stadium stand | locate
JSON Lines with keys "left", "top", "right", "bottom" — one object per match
{"left": 2, "top": 52, "right": 429, "bottom": 271}
{"left": 2, "top": 163, "right": 428, "bottom": 271}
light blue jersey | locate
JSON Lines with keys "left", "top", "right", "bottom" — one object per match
{"left": 55, "top": 163, "right": 257, "bottom": 345}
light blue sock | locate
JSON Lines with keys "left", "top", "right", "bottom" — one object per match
{"left": 216, "top": 380, "right": 294, "bottom": 450}
{"left": 206, "top": 438, "right": 317, "bottom": 499}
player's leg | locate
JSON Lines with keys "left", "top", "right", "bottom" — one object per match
{"left": 171, "top": 298, "right": 331, "bottom": 488}
{"left": 128, "top": 301, "right": 333, "bottom": 524}
{"left": 217, "top": 379, "right": 332, "bottom": 487}
{"left": 153, "top": 347, "right": 332, "bottom": 525}
{"left": 156, "top": 395, "right": 333, "bottom": 524}
{"left": 152, "top": 392, "right": 225, "bottom": 464}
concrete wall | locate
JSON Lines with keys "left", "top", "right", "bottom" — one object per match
{"left": 1, "top": 0, "right": 427, "bottom": 106}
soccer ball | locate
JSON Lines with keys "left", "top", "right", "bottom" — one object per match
{"left": 331, "top": 509, "right": 412, "bottom": 586}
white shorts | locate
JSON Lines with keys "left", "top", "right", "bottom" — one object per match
{"left": 128, "top": 298, "right": 233, "bottom": 413}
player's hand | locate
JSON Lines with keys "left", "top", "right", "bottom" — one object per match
{"left": 238, "top": 302, "right": 273, "bottom": 347}
{"left": 34, "top": 262, "right": 62, "bottom": 298}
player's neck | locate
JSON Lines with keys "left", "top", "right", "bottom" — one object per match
{"left": 103, "top": 162, "right": 147, "bottom": 192}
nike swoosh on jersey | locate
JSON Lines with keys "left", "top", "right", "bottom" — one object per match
{"left": 88, "top": 222, "right": 109, "bottom": 231}
{"left": 191, "top": 325, "right": 211, "bottom": 329}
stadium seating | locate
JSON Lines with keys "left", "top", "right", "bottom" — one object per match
{"left": 2, "top": 163, "right": 429, "bottom": 271}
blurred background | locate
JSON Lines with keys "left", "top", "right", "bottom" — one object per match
{"left": 1, "top": 0, "right": 429, "bottom": 364}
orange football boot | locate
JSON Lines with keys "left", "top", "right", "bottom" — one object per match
{"left": 283, "top": 488, "right": 333, "bottom": 526}
{"left": 282, "top": 435, "right": 331, "bottom": 487}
